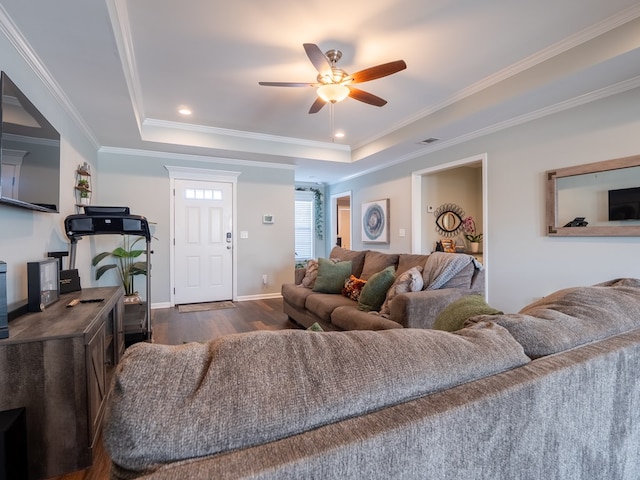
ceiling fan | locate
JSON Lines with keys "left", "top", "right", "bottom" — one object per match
{"left": 259, "top": 43, "right": 407, "bottom": 114}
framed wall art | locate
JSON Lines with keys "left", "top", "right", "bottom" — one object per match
{"left": 362, "top": 199, "right": 389, "bottom": 244}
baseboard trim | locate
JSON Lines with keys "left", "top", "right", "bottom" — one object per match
{"left": 236, "top": 293, "right": 283, "bottom": 302}
{"left": 150, "top": 302, "right": 171, "bottom": 309}
{"left": 154, "top": 294, "right": 282, "bottom": 309}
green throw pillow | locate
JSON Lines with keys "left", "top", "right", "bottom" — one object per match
{"left": 358, "top": 266, "right": 396, "bottom": 312}
{"left": 433, "top": 295, "right": 503, "bottom": 332}
{"left": 312, "top": 258, "right": 352, "bottom": 294}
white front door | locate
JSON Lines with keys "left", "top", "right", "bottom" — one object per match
{"left": 174, "top": 179, "right": 233, "bottom": 304}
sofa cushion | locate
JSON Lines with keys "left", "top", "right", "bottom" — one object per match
{"left": 380, "top": 266, "right": 424, "bottom": 316}
{"left": 331, "top": 306, "right": 404, "bottom": 330}
{"left": 312, "top": 258, "right": 352, "bottom": 294}
{"left": 433, "top": 294, "right": 503, "bottom": 332}
{"left": 397, "top": 254, "right": 430, "bottom": 276}
{"left": 342, "top": 275, "right": 367, "bottom": 301}
{"left": 305, "top": 292, "right": 357, "bottom": 322}
{"left": 300, "top": 259, "right": 319, "bottom": 288}
{"left": 465, "top": 278, "right": 640, "bottom": 358}
{"left": 360, "top": 251, "right": 399, "bottom": 280}
{"left": 104, "top": 323, "right": 530, "bottom": 471}
{"left": 358, "top": 266, "right": 397, "bottom": 312}
{"left": 281, "top": 283, "right": 315, "bottom": 309}
{"left": 329, "top": 246, "right": 368, "bottom": 278}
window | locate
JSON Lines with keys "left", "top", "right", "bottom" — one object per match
{"left": 184, "top": 188, "right": 222, "bottom": 200}
{"left": 295, "top": 191, "right": 315, "bottom": 261}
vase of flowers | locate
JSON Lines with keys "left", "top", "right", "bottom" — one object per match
{"left": 462, "top": 216, "right": 482, "bottom": 253}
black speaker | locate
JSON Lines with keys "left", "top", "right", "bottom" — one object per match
{"left": 27, "top": 259, "right": 60, "bottom": 312}
{"left": 0, "top": 262, "right": 7, "bottom": 339}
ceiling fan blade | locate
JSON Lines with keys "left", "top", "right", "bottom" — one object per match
{"left": 348, "top": 87, "right": 387, "bottom": 107}
{"left": 258, "top": 81, "right": 318, "bottom": 87}
{"left": 308, "top": 97, "right": 326, "bottom": 114}
{"left": 349, "top": 60, "right": 407, "bottom": 84}
{"left": 303, "top": 43, "right": 332, "bottom": 78}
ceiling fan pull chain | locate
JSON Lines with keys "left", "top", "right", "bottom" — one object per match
{"left": 330, "top": 103, "right": 335, "bottom": 142}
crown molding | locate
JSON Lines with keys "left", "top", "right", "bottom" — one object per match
{"left": 143, "top": 117, "right": 351, "bottom": 152}
{"left": 335, "top": 76, "right": 640, "bottom": 185}
{"left": 106, "top": 0, "right": 145, "bottom": 133}
{"left": 99, "top": 145, "right": 297, "bottom": 171}
{"left": 353, "top": 3, "right": 640, "bottom": 151}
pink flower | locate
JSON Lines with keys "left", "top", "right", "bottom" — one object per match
{"left": 462, "top": 216, "right": 482, "bottom": 243}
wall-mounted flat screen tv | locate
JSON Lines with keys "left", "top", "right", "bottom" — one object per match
{"left": 608, "top": 186, "right": 640, "bottom": 221}
{"left": 0, "top": 71, "right": 60, "bottom": 213}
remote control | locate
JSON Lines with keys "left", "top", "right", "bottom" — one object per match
{"left": 80, "top": 298, "right": 104, "bottom": 303}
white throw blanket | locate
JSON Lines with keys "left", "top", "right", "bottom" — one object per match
{"left": 424, "top": 252, "right": 483, "bottom": 290}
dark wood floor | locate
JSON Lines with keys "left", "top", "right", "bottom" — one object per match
{"left": 50, "top": 297, "right": 298, "bottom": 480}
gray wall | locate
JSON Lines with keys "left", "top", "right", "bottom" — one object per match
{"left": 95, "top": 151, "right": 295, "bottom": 306}
{"left": 329, "top": 86, "right": 640, "bottom": 313}
{"left": 0, "top": 31, "right": 97, "bottom": 309}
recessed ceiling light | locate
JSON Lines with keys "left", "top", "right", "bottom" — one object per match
{"left": 334, "top": 131, "right": 345, "bottom": 138}
{"left": 178, "top": 107, "right": 192, "bottom": 115}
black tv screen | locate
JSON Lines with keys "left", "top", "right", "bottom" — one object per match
{"left": 608, "top": 187, "right": 640, "bottom": 221}
{"left": 0, "top": 71, "right": 60, "bottom": 213}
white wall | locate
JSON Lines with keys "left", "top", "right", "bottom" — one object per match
{"left": 96, "top": 151, "right": 295, "bottom": 306}
{"left": 0, "top": 31, "right": 97, "bottom": 309}
{"left": 329, "top": 86, "right": 640, "bottom": 313}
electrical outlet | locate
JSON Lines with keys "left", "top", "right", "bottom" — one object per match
{"left": 262, "top": 274, "right": 268, "bottom": 285}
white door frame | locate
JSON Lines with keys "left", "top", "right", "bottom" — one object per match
{"left": 330, "top": 190, "right": 352, "bottom": 250}
{"left": 166, "top": 165, "right": 240, "bottom": 306}
{"left": 411, "top": 153, "right": 488, "bottom": 299}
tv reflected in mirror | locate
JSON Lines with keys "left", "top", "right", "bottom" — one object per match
{"left": 609, "top": 186, "right": 640, "bottom": 221}
{"left": 0, "top": 71, "right": 60, "bottom": 213}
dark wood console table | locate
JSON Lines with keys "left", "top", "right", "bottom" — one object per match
{"left": 0, "top": 286, "right": 124, "bottom": 479}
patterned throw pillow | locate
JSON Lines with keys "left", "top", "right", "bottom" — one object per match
{"left": 342, "top": 275, "right": 367, "bottom": 301}
{"left": 300, "top": 259, "right": 319, "bottom": 289}
{"left": 379, "top": 266, "right": 424, "bottom": 316}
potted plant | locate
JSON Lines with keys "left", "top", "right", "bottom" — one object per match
{"left": 462, "top": 216, "right": 483, "bottom": 253}
{"left": 76, "top": 179, "right": 90, "bottom": 204}
{"left": 92, "top": 236, "right": 148, "bottom": 303}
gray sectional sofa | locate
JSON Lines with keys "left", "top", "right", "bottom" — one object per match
{"left": 282, "top": 246, "right": 485, "bottom": 331}
{"left": 103, "top": 278, "right": 640, "bottom": 479}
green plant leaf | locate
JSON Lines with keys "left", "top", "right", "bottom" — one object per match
{"left": 92, "top": 252, "right": 112, "bottom": 266}
{"left": 111, "top": 247, "right": 130, "bottom": 258}
{"left": 95, "top": 264, "right": 117, "bottom": 280}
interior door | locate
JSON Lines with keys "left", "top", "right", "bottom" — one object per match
{"left": 174, "top": 179, "right": 233, "bottom": 304}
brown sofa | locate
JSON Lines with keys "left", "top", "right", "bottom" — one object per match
{"left": 282, "top": 246, "right": 484, "bottom": 331}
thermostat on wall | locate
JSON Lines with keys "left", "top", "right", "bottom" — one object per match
{"left": 262, "top": 214, "right": 274, "bottom": 224}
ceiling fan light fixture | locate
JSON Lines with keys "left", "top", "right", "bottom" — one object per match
{"left": 317, "top": 84, "right": 349, "bottom": 103}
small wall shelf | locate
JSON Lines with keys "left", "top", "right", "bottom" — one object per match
{"left": 75, "top": 162, "right": 92, "bottom": 213}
